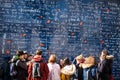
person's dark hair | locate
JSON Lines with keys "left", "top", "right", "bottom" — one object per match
{"left": 24, "top": 51, "right": 28, "bottom": 54}
{"left": 17, "top": 50, "right": 24, "bottom": 56}
{"left": 63, "top": 57, "right": 71, "bottom": 66}
{"left": 28, "top": 54, "right": 33, "bottom": 57}
{"left": 101, "top": 49, "right": 109, "bottom": 55}
{"left": 36, "top": 49, "right": 42, "bottom": 55}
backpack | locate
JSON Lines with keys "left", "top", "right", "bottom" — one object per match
{"left": 32, "top": 62, "right": 41, "bottom": 78}
{"left": 10, "top": 62, "right": 17, "bottom": 77}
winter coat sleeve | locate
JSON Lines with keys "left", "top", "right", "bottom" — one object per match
{"left": 99, "top": 60, "right": 107, "bottom": 73}
{"left": 43, "top": 62, "right": 49, "bottom": 79}
{"left": 28, "top": 62, "right": 33, "bottom": 80}
{"left": 16, "top": 60, "right": 27, "bottom": 70}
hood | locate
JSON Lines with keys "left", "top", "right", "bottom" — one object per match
{"left": 106, "top": 55, "right": 114, "bottom": 60}
{"left": 32, "top": 55, "right": 43, "bottom": 62}
{"left": 81, "top": 56, "right": 96, "bottom": 69}
{"left": 61, "top": 64, "right": 76, "bottom": 75}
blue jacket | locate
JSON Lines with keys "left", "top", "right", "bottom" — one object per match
{"left": 83, "top": 66, "right": 97, "bottom": 80}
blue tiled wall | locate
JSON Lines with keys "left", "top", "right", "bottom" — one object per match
{"left": 0, "top": 0, "right": 120, "bottom": 79}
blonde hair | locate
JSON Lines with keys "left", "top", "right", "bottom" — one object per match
{"left": 85, "top": 56, "right": 97, "bottom": 65}
{"left": 76, "top": 54, "right": 84, "bottom": 60}
{"left": 48, "top": 54, "right": 57, "bottom": 63}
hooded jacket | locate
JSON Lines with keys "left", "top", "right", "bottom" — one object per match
{"left": 28, "top": 55, "right": 49, "bottom": 80}
{"left": 98, "top": 55, "right": 114, "bottom": 80}
{"left": 61, "top": 64, "right": 76, "bottom": 80}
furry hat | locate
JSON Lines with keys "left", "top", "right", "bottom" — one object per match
{"left": 81, "top": 56, "right": 97, "bottom": 69}
{"left": 61, "top": 64, "right": 76, "bottom": 75}
{"left": 106, "top": 55, "right": 114, "bottom": 60}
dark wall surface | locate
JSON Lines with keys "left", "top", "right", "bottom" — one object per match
{"left": 0, "top": 0, "right": 120, "bottom": 79}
